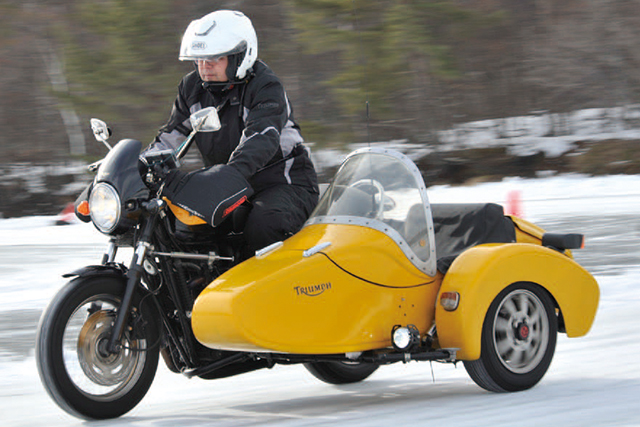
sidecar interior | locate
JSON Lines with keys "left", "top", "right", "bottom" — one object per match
{"left": 326, "top": 185, "right": 379, "bottom": 218}
{"left": 324, "top": 184, "right": 515, "bottom": 274}
{"left": 430, "top": 203, "right": 516, "bottom": 273}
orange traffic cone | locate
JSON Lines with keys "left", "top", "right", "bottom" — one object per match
{"left": 55, "top": 202, "right": 76, "bottom": 225}
{"left": 505, "top": 190, "right": 523, "bottom": 218}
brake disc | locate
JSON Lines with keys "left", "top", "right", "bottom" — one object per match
{"left": 76, "top": 310, "right": 142, "bottom": 386}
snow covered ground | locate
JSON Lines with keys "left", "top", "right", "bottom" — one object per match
{"left": 1, "top": 173, "right": 640, "bottom": 426}
{"left": 310, "top": 105, "right": 640, "bottom": 172}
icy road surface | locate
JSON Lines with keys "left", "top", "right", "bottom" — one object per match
{"left": 1, "top": 174, "right": 640, "bottom": 426}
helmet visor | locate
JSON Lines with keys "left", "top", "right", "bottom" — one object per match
{"left": 195, "top": 57, "right": 226, "bottom": 67}
{"left": 179, "top": 40, "right": 247, "bottom": 61}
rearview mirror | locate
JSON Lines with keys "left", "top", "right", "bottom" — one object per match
{"left": 90, "top": 118, "right": 111, "bottom": 142}
{"left": 190, "top": 107, "right": 221, "bottom": 132}
{"left": 90, "top": 118, "right": 113, "bottom": 150}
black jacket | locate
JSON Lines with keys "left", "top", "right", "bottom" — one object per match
{"left": 150, "top": 60, "right": 318, "bottom": 194}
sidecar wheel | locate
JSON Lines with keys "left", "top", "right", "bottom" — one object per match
{"left": 36, "top": 276, "right": 159, "bottom": 420}
{"left": 464, "top": 282, "right": 557, "bottom": 392}
{"left": 304, "top": 361, "right": 379, "bottom": 384}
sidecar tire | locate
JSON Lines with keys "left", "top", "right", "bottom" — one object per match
{"left": 464, "top": 282, "right": 557, "bottom": 393}
{"left": 304, "top": 361, "right": 379, "bottom": 384}
{"left": 36, "top": 276, "right": 159, "bottom": 420}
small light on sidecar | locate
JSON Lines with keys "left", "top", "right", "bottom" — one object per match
{"left": 392, "top": 325, "right": 420, "bottom": 351}
{"left": 393, "top": 327, "right": 411, "bottom": 349}
{"left": 440, "top": 292, "right": 460, "bottom": 311}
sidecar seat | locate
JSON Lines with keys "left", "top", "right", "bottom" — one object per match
{"left": 431, "top": 203, "right": 516, "bottom": 274}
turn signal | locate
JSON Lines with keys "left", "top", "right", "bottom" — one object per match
{"left": 440, "top": 292, "right": 460, "bottom": 311}
{"left": 77, "top": 201, "right": 90, "bottom": 216}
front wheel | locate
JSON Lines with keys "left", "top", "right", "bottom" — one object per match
{"left": 36, "top": 276, "right": 159, "bottom": 419}
{"left": 464, "top": 282, "right": 557, "bottom": 392}
{"left": 304, "top": 361, "right": 379, "bottom": 384}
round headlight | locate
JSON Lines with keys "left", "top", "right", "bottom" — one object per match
{"left": 89, "top": 183, "right": 121, "bottom": 233}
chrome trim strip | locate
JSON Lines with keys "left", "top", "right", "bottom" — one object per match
{"left": 303, "top": 242, "right": 332, "bottom": 258}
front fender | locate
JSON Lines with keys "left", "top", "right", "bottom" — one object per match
{"left": 62, "top": 264, "right": 127, "bottom": 280}
{"left": 435, "top": 243, "right": 599, "bottom": 360}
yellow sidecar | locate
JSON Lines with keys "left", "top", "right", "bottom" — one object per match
{"left": 191, "top": 147, "right": 599, "bottom": 392}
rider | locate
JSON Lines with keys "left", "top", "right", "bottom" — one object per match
{"left": 146, "top": 10, "right": 319, "bottom": 252}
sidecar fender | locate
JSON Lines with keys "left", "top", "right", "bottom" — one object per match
{"left": 435, "top": 243, "right": 599, "bottom": 360}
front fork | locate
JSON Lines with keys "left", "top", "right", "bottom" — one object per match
{"left": 106, "top": 200, "right": 163, "bottom": 354}
{"left": 101, "top": 239, "right": 118, "bottom": 265}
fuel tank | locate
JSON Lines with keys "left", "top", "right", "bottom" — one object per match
{"left": 191, "top": 223, "right": 441, "bottom": 354}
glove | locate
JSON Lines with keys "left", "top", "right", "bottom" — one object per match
{"left": 161, "top": 165, "right": 253, "bottom": 227}
{"left": 161, "top": 169, "right": 189, "bottom": 199}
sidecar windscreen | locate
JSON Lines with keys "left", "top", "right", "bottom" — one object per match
{"left": 307, "top": 148, "right": 436, "bottom": 276}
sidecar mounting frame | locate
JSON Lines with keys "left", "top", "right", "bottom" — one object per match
{"left": 183, "top": 353, "right": 251, "bottom": 378}
{"left": 257, "top": 348, "right": 458, "bottom": 366}
{"left": 363, "top": 348, "right": 457, "bottom": 364}
{"left": 179, "top": 348, "right": 458, "bottom": 380}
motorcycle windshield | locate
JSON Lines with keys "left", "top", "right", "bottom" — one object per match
{"left": 96, "top": 138, "right": 149, "bottom": 203}
{"left": 307, "top": 148, "right": 436, "bottom": 276}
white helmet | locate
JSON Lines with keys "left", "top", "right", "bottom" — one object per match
{"left": 179, "top": 10, "right": 258, "bottom": 80}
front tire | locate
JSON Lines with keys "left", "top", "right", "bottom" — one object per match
{"left": 36, "top": 276, "right": 159, "bottom": 419}
{"left": 464, "top": 282, "right": 557, "bottom": 392}
{"left": 304, "top": 361, "right": 379, "bottom": 384}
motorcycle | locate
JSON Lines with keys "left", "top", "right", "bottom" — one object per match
{"left": 36, "top": 107, "right": 599, "bottom": 420}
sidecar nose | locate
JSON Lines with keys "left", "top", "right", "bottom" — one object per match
{"left": 191, "top": 223, "right": 440, "bottom": 355}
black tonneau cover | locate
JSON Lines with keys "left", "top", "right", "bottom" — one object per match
{"left": 432, "top": 203, "right": 516, "bottom": 273}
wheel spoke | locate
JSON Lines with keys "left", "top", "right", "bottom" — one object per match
{"left": 517, "top": 293, "right": 529, "bottom": 316}
{"left": 88, "top": 302, "right": 103, "bottom": 316}
{"left": 529, "top": 327, "right": 543, "bottom": 341}
{"left": 502, "top": 298, "right": 518, "bottom": 318}
{"left": 495, "top": 316, "right": 511, "bottom": 334}
{"left": 529, "top": 319, "right": 542, "bottom": 337}
{"left": 496, "top": 336, "right": 514, "bottom": 357}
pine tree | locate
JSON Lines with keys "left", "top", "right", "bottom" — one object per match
{"left": 287, "top": 0, "right": 502, "bottom": 143}
{"left": 56, "top": 0, "right": 188, "bottom": 147}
